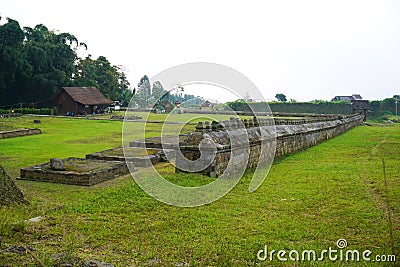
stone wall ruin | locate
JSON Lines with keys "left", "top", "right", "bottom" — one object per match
{"left": 176, "top": 114, "right": 364, "bottom": 177}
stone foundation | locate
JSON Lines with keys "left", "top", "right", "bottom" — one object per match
{"left": 19, "top": 158, "right": 130, "bottom": 186}
{"left": 129, "top": 135, "right": 187, "bottom": 149}
{"left": 0, "top": 113, "right": 22, "bottom": 119}
{"left": 86, "top": 147, "right": 170, "bottom": 167}
{"left": 0, "top": 128, "right": 42, "bottom": 139}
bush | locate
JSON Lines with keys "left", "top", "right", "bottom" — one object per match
{"left": 225, "top": 98, "right": 398, "bottom": 119}
{"left": 225, "top": 101, "right": 352, "bottom": 114}
{"left": 373, "top": 111, "right": 393, "bottom": 122}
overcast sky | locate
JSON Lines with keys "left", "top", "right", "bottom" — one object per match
{"left": 2, "top": 0, "right": 400, "bottom": 102}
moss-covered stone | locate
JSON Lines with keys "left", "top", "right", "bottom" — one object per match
{"left": 0, "top": 165, "right": 27, "bottom": 206}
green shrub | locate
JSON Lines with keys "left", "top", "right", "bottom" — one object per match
{"left": 225, "top": 98, "right": 398, "bottom": 119}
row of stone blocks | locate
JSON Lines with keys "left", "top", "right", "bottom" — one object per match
{"left": 85, "top": 147, "right": 170, "bottom": 167}
{"left": 0, "top": 113, "right": 22, "bottom": 119}
{"left": 194, "top": 115, "right": 352, "bottom": 132}
{"left": 0, "top": 128, "right": 41, "bottom": 139}
{"left": 177, "top": 114, "right": 364, "bottom": 177}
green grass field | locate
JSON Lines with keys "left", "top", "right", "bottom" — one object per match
{"left": 0, "top": 116, "right": 192, "bottom": 178}
{"left": 0, "top": 116, "right": 399, "bottom": 266}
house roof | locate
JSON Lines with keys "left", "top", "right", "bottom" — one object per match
{"left": 62, "top": 87, "right": 113, "bottom": 105}
{"left": 332, "top": 94, "right": 363, "bottom": 102}
{"left": 201, "top": 100, "right": 214, "bottom": 106}
{"left": 332, "top": 96, "right": 355, "bottom": 101}
{"left": 160, "top": 100, "right": 173, "bottom": 107}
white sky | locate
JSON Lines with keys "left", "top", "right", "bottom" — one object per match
{"left": 2, "top": 0, "right": 400, "bottom": 102}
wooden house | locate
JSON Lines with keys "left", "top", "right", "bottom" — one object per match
{"left": 199, "top": 100, "right": 214, "bottom": 110}
{"left": 52, "top": 87, "right": 113, "bottom": 116}
{"left": 160, "top": 100, "right": 174, "bottom": 113}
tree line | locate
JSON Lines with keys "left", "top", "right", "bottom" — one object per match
{"left": 226, "top": 98, "right": 398, "bottom": 119}
{"left": 132, "top": 75, "right": 196, "bottom": 108}
{"left": 0, "top": 17, "right": 132, "bottom": 107}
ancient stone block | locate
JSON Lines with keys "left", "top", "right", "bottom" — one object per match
{"left": 50, "top": 158, "right": 65, "bottom": 171}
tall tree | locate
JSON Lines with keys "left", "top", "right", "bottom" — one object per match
{"left": 73, "top": 55, "right": 131, "bottom": 101}
{"left": 73, "top": 55, "right": 99, "bottom": 88}
{"left": 151, "top": 81, "right": 167, "bottom": 102}
{"left": 275, "top": 93, "right": 287, "bottom": 102}
{"left": 137, "top": 75, "right": 151, "bottom": 98}
{"left": 0, "top": 18, "right": 31, "bottom": 105}
{"left": 131, "top": 75, "right": 151, "bottom": 107}
{"left": 0, "top": 18, "right": 130, "bottom": 106}
{"left": 22, "top": 24, "right": 80, "bottom": 101}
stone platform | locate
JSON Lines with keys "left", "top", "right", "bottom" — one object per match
{"left": 86, "top": 146, "right": 171, "bottom": 167}
{"left": 0, "top": 128, "right": 41, "bottom": 139}
{"left": 19, "top": 157, "right": 130, "bottom": 186}
{"left": 129, "top": 135, "right": 187, "bottom": 149}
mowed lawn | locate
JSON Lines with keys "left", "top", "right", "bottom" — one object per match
{"left": 0, "top": 116, "right": 399, "bottom": 266}
{"left": 0, "top": 116, "right": 173, "bottom": 178}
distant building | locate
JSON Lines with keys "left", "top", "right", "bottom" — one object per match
{"left": 160, "top": 100, "right": 174, "bottom": 112}
{"left": 198, "top": 100, "right": 215, "bottom": 111}
{"left": 173, "top": 100, "right": 181, "bottom": 108}
{"left": 332, "top": 94, "right": 363, "bottom": 103}
{"left": 201, "top": 100, "right": 214, "bottom": 108}
{"left": 52, "top": 87, "right": 113, "bottom": 116}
